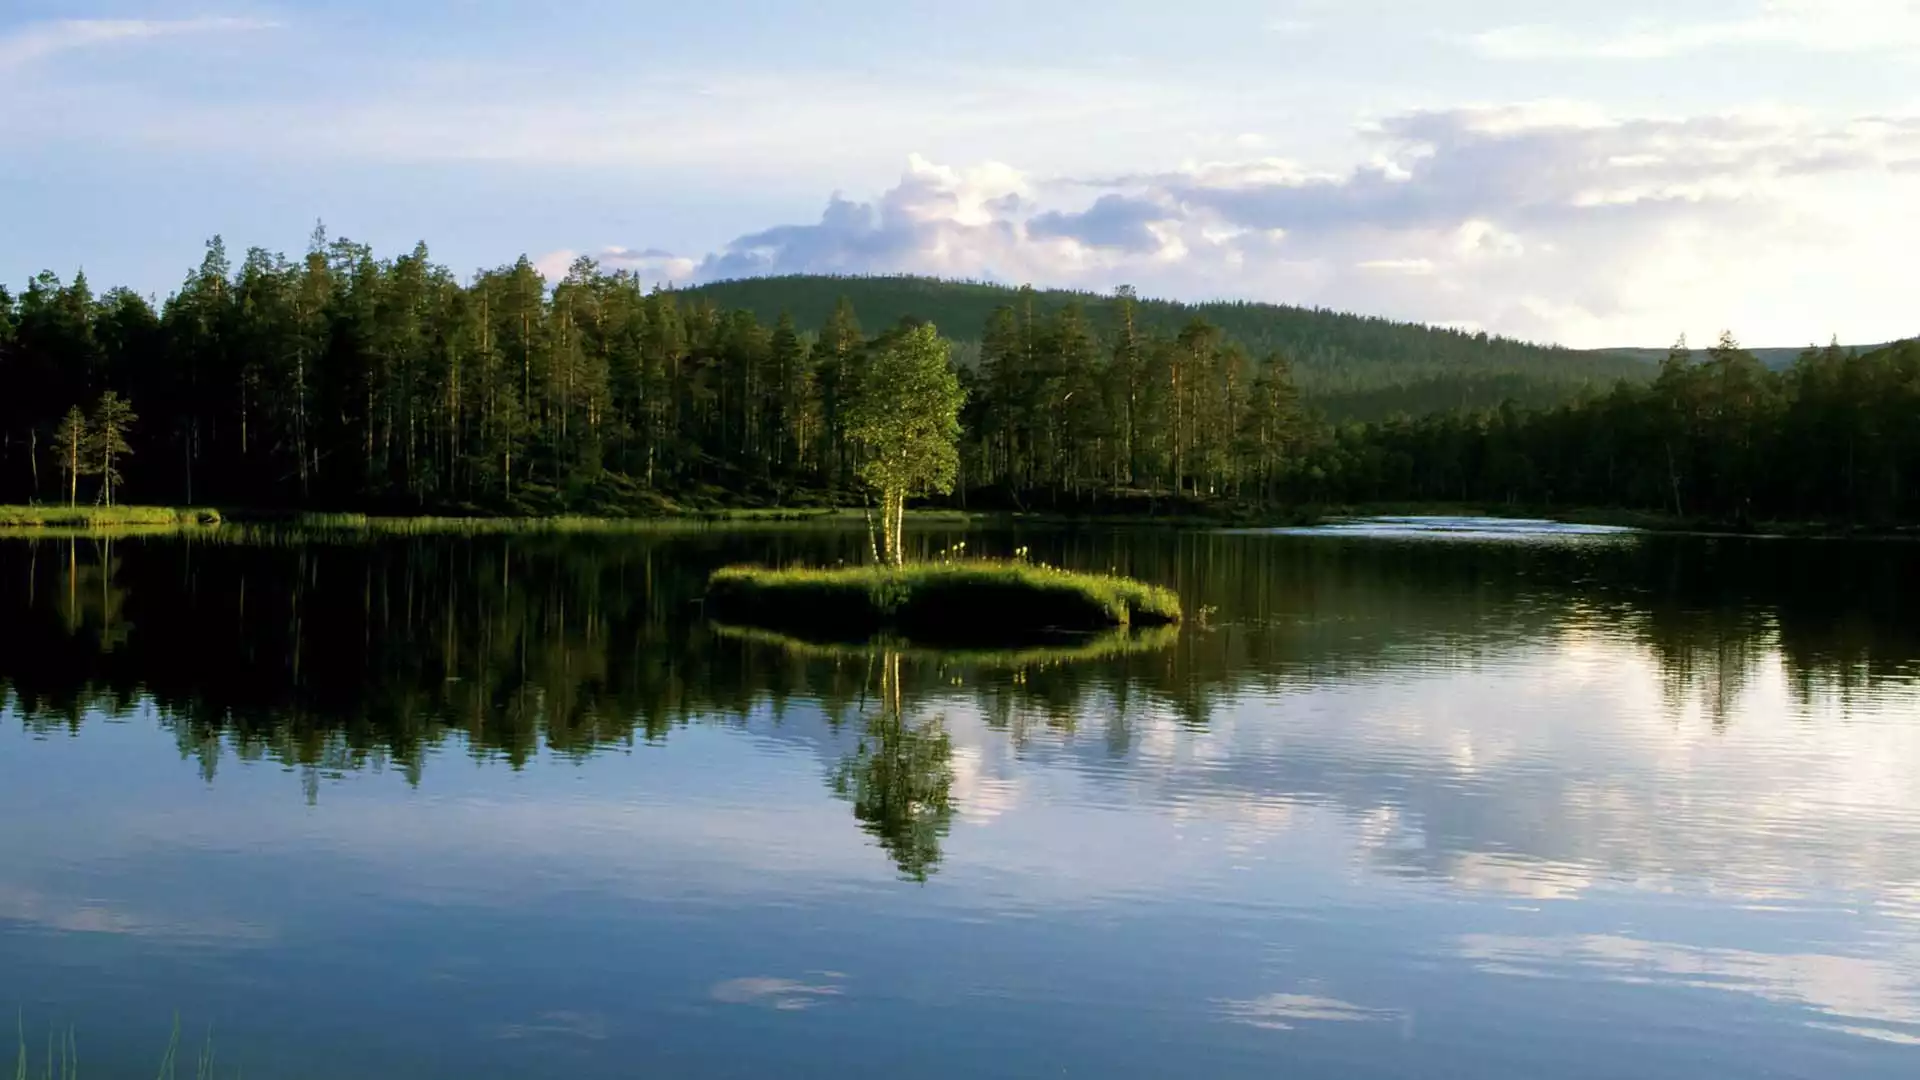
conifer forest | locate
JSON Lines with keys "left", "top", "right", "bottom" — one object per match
{"left": 2, "top": 234, "right": 1914, "bottom": 525}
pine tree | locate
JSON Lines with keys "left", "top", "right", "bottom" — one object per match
{"left": 87, "top": 391, "right": 137, "bottom": 506}
{"left": 815, "top": 298, "right": 865, "bottom": 488}
{"left": 53, "top": 407, "right": 89, "bottom": 507}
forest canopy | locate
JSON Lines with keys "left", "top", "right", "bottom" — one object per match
{"left": 0, "top": 234, "right": 1914, "bottom": 524}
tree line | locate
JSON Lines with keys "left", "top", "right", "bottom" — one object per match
{"left": 1, "top": 233, "right": 1912, "bottom": 523}
{"left": 686, "top": 274, "right": 1653, "bottom": 418}
{"left": 1302, "top": 335, "right": 1920, "bottom": 525}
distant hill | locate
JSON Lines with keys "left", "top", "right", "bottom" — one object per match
{"left": 1590, "top": 344, "right": 1898, "bottom": 371}
{"left": 682, "top": 275, "right": 1654, "bottom": 421}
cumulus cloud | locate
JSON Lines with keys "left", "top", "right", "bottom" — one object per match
{"left": 696, "top": 156, "right": 1048, "bottom": 280}
{"left": 583, "top": 105, "right": 1920, "bottom": 347}
{"left": 1470, "top": 0, "right": 1920, "bottom": 61}
{"left": 0, "top": 16, "right": 275, "bottom": 71}
{"left": 1028, "top": 194, "right": 1172, "bottom": 254}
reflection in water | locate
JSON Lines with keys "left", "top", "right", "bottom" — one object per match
{"left": 1216, "top": 993, "right": 1399, "bottom": 1031}
{"left": 1459, "top": 934, "right": 1920, "bottom": 1047}
{"left": 3, "top": 529, "right": 1919, "bottom": 877}
{"left": 5, "top": 530, "right": 1915, "bottom": 773}
{"left": 1245, "top": 515, "right": 1638, "bottom": 540}
{"left": 709, "top": 976, "right": 846, "bottom": 1011}
{"left": 829, "top": 650, "right": 957, "bottom": 882}
{"left": 5, "top": 527, "right": 1920, "bottom": 1078}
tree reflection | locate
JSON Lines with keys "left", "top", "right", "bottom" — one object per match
{"left": 1, "top": 526, "right": 1916, "bottom": 785}
{"left": 830, "top": 649, "right": 956, "bottom": 882}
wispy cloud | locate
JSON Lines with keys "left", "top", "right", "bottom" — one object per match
{"left": 0, "top": 16, "right": 277, "bottom": 71}
{"left": 1471, "top": 0, "right": 1920, "bottom": 61}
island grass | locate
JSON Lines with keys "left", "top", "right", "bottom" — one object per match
{"left": 706, "top": 560, "right": 1181, "bottom": 641}
{"left": 0, "top": 506, "right": 221, "bottom": 529}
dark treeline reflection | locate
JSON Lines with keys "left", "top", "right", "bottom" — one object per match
{"left": 4, "top": 528, "right": 1919, "bottom": 787}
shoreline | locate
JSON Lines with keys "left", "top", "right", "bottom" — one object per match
{"left": 2, "top": 502, "right": 1915, "bottom": 541}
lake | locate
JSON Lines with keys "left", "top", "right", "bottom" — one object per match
{"left": 4, "top": 520, "right": 1920, "bottom": 1078}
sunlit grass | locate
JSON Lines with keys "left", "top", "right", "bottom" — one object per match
{"left": 0, "top": 506, "right": 221, "bottom": 529}
{"left": 706, "top": 558, "right": 1181, "bottom": 641}
{"left": 267, "top": 509, "right": 862, "bottom": 534}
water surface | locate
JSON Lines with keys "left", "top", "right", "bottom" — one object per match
{"left": 3, "top": 524, "right": 1918, "bottom": 1078}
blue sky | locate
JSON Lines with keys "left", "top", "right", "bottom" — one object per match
{"left": 3, "top": 0, "right": 1917, "bottom": 347}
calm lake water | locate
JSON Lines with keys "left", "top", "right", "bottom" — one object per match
{"left": 5, "top": 520, "right": 1920, "bottom": 1078}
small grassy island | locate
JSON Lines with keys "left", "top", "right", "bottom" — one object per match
{"left": 704, "top": 322, "right": 1180, "bottom": 643}
{"left": 708, "top": 561, "right": 1181, "bottom": 640}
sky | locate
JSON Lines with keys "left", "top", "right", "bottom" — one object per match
{"left": 2, "top": 0, "right": 1917, "bottom": 348}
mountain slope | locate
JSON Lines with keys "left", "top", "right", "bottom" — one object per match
{"left": 682, "top": 275, "right": 1654, "bottom": 421}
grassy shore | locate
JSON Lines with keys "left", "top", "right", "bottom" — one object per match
{"left": 706, "top": 560, "right": 1182, "bottom": 642}
{"left": 0, "top": 505, "right": 221, "bottom": 529}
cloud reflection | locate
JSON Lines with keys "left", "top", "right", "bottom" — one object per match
{"left": 492, "top": 1011, "right": 609, "bottom": 1041}
{"left": 1217, "top": 992, "right": 1398, "bottom": 1031}
{"left": 711, "top": 975, "right": 845, "bottom": 1011}
{"left": 0, "top": 884, "right": 273, "bottom": 945}
{"left": 1459, "top": 933, "right": 1920, "bottom": 1046}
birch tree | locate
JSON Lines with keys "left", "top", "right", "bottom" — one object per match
{"left": 843, "top": 324, "right": 965, "bottom": 566}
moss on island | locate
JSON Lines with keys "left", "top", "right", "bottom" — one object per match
{"left": 706, "top": 561, "right": 1182, "bottom": 642}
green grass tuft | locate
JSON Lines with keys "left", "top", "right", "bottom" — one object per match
{"left": 705, "top": 559, "right": 1181, "bottom": 642}
{"left": 11, "top": 1016, "right": 226, "bottom": 1080}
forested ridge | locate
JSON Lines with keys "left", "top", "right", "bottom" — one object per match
{"left": 1, "top": 234, "right": 1915, "bottom": 524}
{"left": 686, "top": 274, "right": 1653, "bottom": 418}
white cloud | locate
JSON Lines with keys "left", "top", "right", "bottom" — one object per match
{"left": 1358, "top": 258, "right": 1436, "bottom": 275}
{"left": 1471, "top": 0, "right": 1920, "bottom": 61}
{"left": 596, "top": 105, "right": 1920, "bottom": 347}
{"left": 0, "top": 16, "right": 275, "bottom": 71}
{"left": 536, "top": 247, "right": 698, "bottom": 285}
